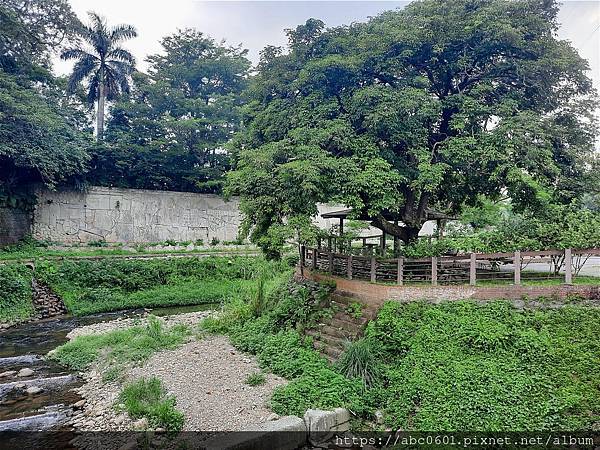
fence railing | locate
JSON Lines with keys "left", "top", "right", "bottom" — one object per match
{"left": 300, "top": 247, "right": 600, "bottom": 286}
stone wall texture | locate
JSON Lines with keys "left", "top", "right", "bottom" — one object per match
{"left": 32, "top": 186, "right": 241, "bottom": 244}
{"left": 0, "top": 207, "right": 31, "bottom": 245}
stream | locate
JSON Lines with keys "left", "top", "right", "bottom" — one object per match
{"left": 0, "top": 304, "right": 216, "bottom": 432}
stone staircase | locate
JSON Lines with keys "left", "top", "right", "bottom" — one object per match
{"left": 306, "top": 294, "right": 378, "bottom": 362}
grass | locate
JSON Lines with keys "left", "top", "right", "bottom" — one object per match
{"left": 117, "top": 377, "right": 184, "bottom": 432}
{"left": 50, "top": 316, "right": 190, "bottom": 375}
{"left": 0, "top": 264, "right": 34, "bottom": 324}
{"left": 58, "top": 279, "right": 255, "bottom": 316}
{"left": 245, "top": 372, "right": 266, "bottom": 386}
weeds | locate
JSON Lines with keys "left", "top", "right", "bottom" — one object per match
{"left": 245, "top": 372, "right": 266, "bottom": 386}
{"left": 118, "top": 377, "right": 184, "bottom": 432}
{"left": 336, "top": 338, "right": 381, "bottom": 389}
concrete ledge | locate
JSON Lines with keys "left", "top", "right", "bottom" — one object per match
{"left": 201, "top": 409, "right": 350, "bottom": 450}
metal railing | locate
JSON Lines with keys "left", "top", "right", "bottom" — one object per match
{"left": 300, "top": 247, "right": 600, "bottom": 286}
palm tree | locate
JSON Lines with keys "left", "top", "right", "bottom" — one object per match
{"left": 61, "top": 12, "right": 137, "bottom": 140}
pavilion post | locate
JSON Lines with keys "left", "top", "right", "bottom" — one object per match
{"left": 564, "top": 248, "right": 573, "bottom": 285}
{"left": 431, "top": 257, "right": 438, "bottom": 286}
{"left": 370, "top": 257, "right": 376, "bottom": 283}
{"left": 347, "top": 255, "right": 353, "bottom": 280}
{"left": 380, "top": 232, "right": 386, "bottom": 256}
{"left": 469, "top": 253, "right": 477, "bottom": 286}
{"left": 328, "top": 252, "right": 334, "bottom": 274}
{"left": 327, "top": 236, "right": 332, "bottom": 252}
{"left": 397, "top": 257, "right": 403, "bottom": 285}
{"left": 514, "top": 251, "right": 521, "bottom": 285}
{"left": 312, "top": 248, "right": 317, "bottom": 270}
{"left": 317, "top": 237, "right": 322, "bottom": 249}
{"left": 362, "top": 238, "right": 367, "bottom": 256}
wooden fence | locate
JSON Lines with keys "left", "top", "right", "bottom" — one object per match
{"left": 300, "top": 247, "right": 600, "bottom": 286}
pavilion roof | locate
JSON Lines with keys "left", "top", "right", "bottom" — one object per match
{"left": 320, "top": 208, "right": 457, "bottom": 221}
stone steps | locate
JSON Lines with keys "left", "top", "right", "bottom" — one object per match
{"left": 307, "top": 295, "right": 375, "bottom": 362}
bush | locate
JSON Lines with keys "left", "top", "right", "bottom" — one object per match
{"left": 270, "top": 368, "right": 364, "bottom": 417}
{"left": 257, "top": 330, "right": 328, "bottom": 379}
{"left": 118, "top": 377, "right": 184, "bottom": 432}
{"left": 0, "top": 264, "right": 33, "bottom": 323}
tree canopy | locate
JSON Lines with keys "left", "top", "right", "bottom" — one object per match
{"left": 0, "top": 0, "right": 91, "bottom": 209}
{"left": 227, "top": 0, "right": 598, "bottom": 258}
{"left": 91, "top": 29, "right": 251, "bottom": 193}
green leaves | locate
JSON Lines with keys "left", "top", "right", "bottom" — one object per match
{"left": 228, "top": 0, "right": 597, "bottom": 254}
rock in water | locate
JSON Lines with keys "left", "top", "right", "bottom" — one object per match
{"left": 0, "top": 370, "right": 16, "bottom": 378}
{"left": 17, "top": 368, "right": 34, "bottom": 377}
{"left": 26, "top": 386, "right": 43, "bottom": 395}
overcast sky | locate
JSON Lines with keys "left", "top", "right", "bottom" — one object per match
{"left": 55, "top": 1, "right": 600, "bottom": 93}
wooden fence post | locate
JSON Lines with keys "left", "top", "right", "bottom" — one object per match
{"left": 370, "top": 257, "right": 376, "bottom": 283}
{"left": 328, "top": 252, "right": 334, "bottom": 274}
{"left": 431, "top": 256, "right": 438, "bottom": 286}
{"left": 312, "top": 248, "right": 317, "bottom": 270}
{"left": 514, "top": 250, "right": 521, "bottom": 285}
{"left": 347, "top": 255, "right": 353, "bottom": 280}
{"left": 564, "top": 248, "right": 573, "bottom": 285}
{"left": 397, "top": 257, "right": 403, "bottom": 285}
{"left": 469, "top": 253, "right": 476, "bottom": 286}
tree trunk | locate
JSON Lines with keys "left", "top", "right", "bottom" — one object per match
{"left": 370, "top": 214, "right": 421, "bottom": 245}
{"left": 96, "top": 81, "right": 105, "bottom": 141}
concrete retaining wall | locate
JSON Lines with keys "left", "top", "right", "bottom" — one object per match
{"left": 0, "top": 207, "right": 31, "bottom": 245}
{"left": 32, "top": 186, "right": 241, "bottom": 244}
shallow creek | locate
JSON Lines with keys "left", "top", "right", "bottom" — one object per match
{"left": 0, "top": 304, "right": 215, "bottom": 431}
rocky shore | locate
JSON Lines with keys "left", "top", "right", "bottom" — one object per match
{"left": 63, "top": 311, "right": 286, "bottom": 434}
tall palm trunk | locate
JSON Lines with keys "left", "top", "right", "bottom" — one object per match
{"left": 97, "top": 79, "right": 105, "bottom": 140}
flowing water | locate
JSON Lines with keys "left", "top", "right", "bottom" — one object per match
{"left": 0, "top": 304, "right": 216, "bottom": 431}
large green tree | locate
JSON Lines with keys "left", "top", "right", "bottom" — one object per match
{"left": 227, "top": 1, "right": 598, "bottom": 257}
{"left": 92, "top": 29, "right": 251, "bottom": 193}
{"left": 0, "top": 0, "right": 90, "bottom": 209}
{"left": 61, "top": 12, "right": 137, "bottom": 140}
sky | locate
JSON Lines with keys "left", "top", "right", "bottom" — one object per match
{"left": 55, "top": 0, "right": 600, "bottom": 93}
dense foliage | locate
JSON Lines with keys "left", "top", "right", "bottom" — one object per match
{"left": 0, "top": 0, "right": 91, "bottom": 209}
{"left": 363, "top": 301, "right": 600, "bottom": 430}
{"left": 92, "top": 30, "right": 251, "bottom": 193}
{"left": 0, "top": 264, "right": 33, "bottom": 323}
{"left": 403, "top": 205, "right": 600, "bottom": 257}
{"left": 36, "top": 256, "right": 287, "bottom": 315}
{"left": 227, "top": 0, "right": 598, "bottom": 258}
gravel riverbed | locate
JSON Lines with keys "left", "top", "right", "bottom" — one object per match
{"left": 64, "top": 311, "right": 286, "bottom": 433}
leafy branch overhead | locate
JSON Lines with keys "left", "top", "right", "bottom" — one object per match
{"left": 227, "top": 0, "right": 598, "bottom": 256}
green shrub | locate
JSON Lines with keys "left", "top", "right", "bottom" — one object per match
{"left": 257, "top": 330, "right": 328, "bottom": 378}
{"left": 270, "top": 368, "right": 364, "bottom": 417}
{"left": 118, "top": 377, "right": 184, "bottom": 431}
{"left": 245, "top": 372, "right": 266, "bottom": 386}
{"left": 0, "top": 264, "right": 33, "bottom": 323}
{"left": 336, "top": 338, "right": 381, "bottom": 389}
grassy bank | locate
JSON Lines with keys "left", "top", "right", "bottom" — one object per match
{"left": 0, "top": 264, "right": 34, "bottom": 324}
{"left": 35, "top": 256, "right": 289, "bottom": 315}
{"left": 50, "top": 316, "right": 190, "bottom": 378}
{"left": 208, "top": 278, "right": 600, "bottom": 431}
